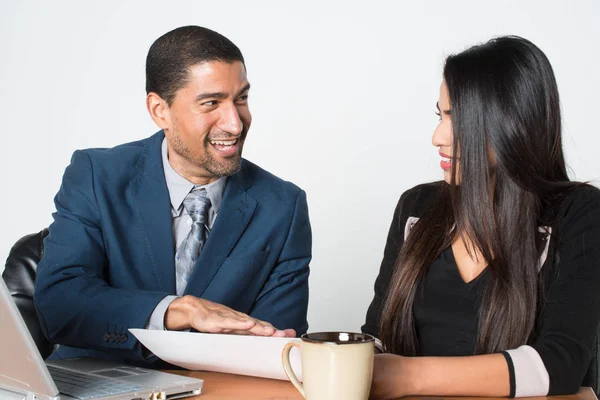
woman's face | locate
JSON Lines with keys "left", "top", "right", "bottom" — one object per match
{"left": 432, "top": 81, "right": 458, "bottom": 184}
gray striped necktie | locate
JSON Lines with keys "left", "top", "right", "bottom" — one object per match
{"left": 175, "top": 189, "right": 211, "bottom": 296}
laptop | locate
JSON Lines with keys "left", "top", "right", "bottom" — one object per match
{"left": 0, "top": 279, "right": 203, "bottom": 400}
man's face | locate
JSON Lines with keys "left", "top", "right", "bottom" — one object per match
{"left": 161, "top": 61, "right": 251, "bottom": 183}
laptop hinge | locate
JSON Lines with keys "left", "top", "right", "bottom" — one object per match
{"left": 25, "top": 390, "right": 60, "bottom": 400}
{"left": 26, "top": 390, "right": 60, "bottom": 400}
{"left": 0, "top": 388, "right": 58, "bottom": 400}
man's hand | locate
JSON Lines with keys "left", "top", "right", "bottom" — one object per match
{"left": 164, "top": 295, "right": 296, "bottom": 337}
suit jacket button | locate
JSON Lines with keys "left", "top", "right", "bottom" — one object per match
{"left": 103, "top": 333, "right": 110, "bottom": 342}
{"left": 109, "top": 333, "right": 117, "bottom": 342}
{"left": 120, "top": 334, "right": 128, "bottom": 343}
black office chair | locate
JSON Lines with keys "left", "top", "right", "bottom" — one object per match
{"left": 2, "top": 228, "right": 57, "bottom": 359}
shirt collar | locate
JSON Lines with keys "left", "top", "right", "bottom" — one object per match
{"left": 161, "top": 138, "right": 227, "bottom": 215}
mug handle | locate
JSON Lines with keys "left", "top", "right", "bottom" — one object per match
{"left": 282, "top": 341, "right": 305, "bottom": 398}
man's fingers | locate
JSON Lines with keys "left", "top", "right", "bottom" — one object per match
{"left": 185, "top": 297, "right": 294, "bottom": 337}
{"left": 192, "top": 311, "right": 256, "bottom": 332}
{"left": 225, "top": 330, "right": 257, "bottom": 336}
{"left": 247, "top": 320, "right": 276, "bottom": 336}
{"left": 272, "top": 328, "right": 296, "bottom": 337}
{"left": 202, "top": 320, "right": 256, "bottom": 333}
{"left": 250, "top": 319, "right": 296, "bottom": 338}
{"left": 220, "top": 317, "right": 277, "bottom": 336}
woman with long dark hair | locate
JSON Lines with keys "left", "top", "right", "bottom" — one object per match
{"left": 363, "top": 36, "right": 600, "bottom": 399}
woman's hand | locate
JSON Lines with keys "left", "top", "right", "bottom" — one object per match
{"left": 370, "top": 353, "right": 409, "bottom": 400}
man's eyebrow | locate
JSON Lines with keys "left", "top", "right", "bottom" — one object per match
{"left": 196, "top": 92, "right": 228, "bottom": 102}
{"left": 195, "top": 83, "right": 251, "bottom": 102}
{"left": 236, "top": 83, "right": 251, "bottom": 97}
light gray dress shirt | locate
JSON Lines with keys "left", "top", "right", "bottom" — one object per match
{"left": 146, "top": 138, "right": 227, "bottom": 330}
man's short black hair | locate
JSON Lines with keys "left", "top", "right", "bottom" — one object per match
{"left": 145, "top": 25, "right": 245, "bottom": 105}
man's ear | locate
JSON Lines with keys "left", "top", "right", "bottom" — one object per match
{"left": 146, "top": 92, "right": 170, "bottom": 129}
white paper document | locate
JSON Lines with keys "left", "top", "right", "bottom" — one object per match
{"left": 130, "top": 329, "right": 302, "bottom": 381}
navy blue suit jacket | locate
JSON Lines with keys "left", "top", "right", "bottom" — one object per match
{"left": 34, "top": 131, "right": 311, "bottom": 366}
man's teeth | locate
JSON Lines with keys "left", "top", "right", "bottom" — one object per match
{"left": 210, "top": 139, "right": 237, "bottom": 146}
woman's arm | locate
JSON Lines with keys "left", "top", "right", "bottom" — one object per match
{"left": 363, "top": 183, "right": 441, "bottom": 338}
{"left": 371, "top": 353, "right": 510, "bottom": 399}
{"left": 362, "top": 191, "right": 407, "bottom": 338}
{"left": 530, "top": 186, "right": 600, "bottom": 395}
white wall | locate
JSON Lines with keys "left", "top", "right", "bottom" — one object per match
{"left": 1, "top": 0, "right": 598, "bottom": 333}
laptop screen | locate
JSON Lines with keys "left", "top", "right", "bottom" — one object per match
{"left": 0, "top": 279, "right": 59, "bottom": 398}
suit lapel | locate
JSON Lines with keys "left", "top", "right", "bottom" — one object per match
{"left": 131, "top": 131, "right": 176, "bottom": 292}
{"left": 185, "top": 161, "right": 256, "bottom": 297}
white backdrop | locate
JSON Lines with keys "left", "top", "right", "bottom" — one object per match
{"left": 1, "top": 0, "right": 598, "bottom": 333}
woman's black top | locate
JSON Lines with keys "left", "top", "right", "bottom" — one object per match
{"left": 362, "top": 181, "right": 600, "bottom": 396}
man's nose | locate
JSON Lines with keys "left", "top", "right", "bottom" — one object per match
{"left": 218, "top": 102, "right": 243, "bottom": 136}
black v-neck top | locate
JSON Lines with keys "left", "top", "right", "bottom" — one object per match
{"left": 414, "top": 247, "right": 489, "bottom": 356}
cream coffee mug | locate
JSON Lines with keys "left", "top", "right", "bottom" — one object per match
{"left": 282, "top": 332, "right": 375, "bottom": 400}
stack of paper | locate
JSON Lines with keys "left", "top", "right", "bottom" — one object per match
{"left": 130, "top": 329, "right": 302, "bottom": 381}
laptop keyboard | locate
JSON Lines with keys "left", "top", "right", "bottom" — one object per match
{"left": 48, "top": 365, "right": 143, "bottom": 399}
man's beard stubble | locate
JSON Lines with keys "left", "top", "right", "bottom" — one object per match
{"left": 170, "top": 131, "right": 244, "bottom": 178}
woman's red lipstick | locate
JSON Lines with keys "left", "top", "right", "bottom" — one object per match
{"left": 439, "top": 152, "right": 453, "bottom": 171}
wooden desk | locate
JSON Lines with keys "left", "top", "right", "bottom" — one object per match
{"left": 166, "top": 370, "right": 598, "bottom": 400}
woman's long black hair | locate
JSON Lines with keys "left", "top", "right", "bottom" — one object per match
{"left": 380, "top": 36, "right": 580, "bottom": 355}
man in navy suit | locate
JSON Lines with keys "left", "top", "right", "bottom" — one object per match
{"left": 34, "top": 26, "right": 311, "bottom": 366}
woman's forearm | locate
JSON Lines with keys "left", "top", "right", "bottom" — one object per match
{"left": 404, "top": 353, "right": 510, "bottom": 396}
{"left": 372, "top": 353, "right": 510, "bottom": 399}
